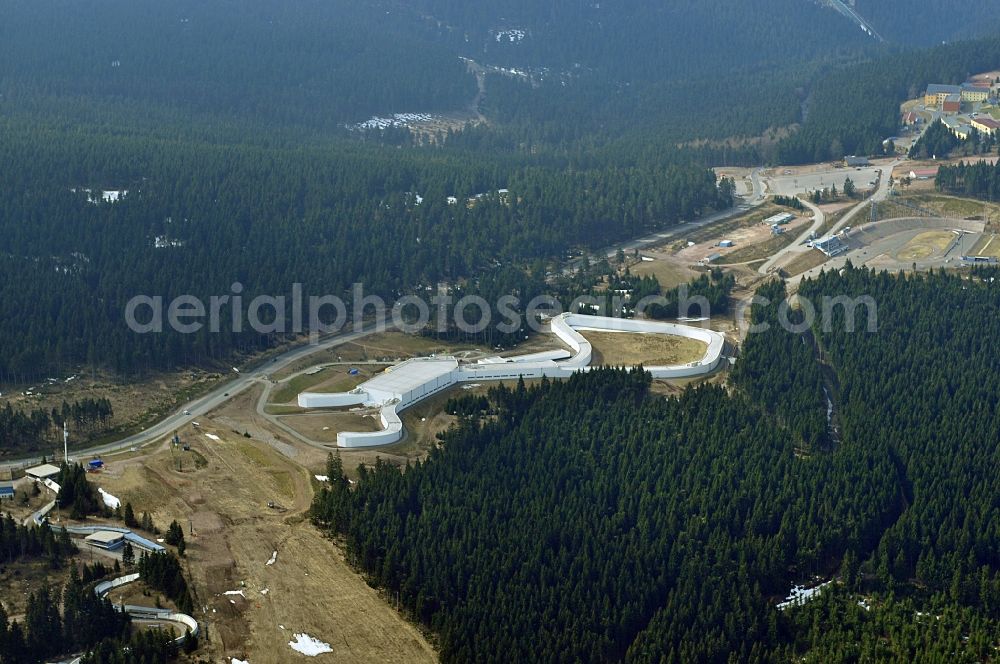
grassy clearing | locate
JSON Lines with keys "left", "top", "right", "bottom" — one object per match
{"left": 630, "top": 259, "right": 697, "bottom": 290}
{"left": 782, "top": 250, "right": 829, "bottom": 277}
{"left": 969, "top": 233, "right": 1000, "bottom": 257}
{"left": 903, "top": 194, "right": 1000, "bottom": 220}
{"left": 0, "top": 559, "right": 76, "bottom": 619}
{"left": 582, "top": 331, "right": 707, "bottom": 367}
{"left": 96, "top": 413, "right": 437, "bottom": 663}
{"left": 896, "top": 230, "right": 955, "bottom": 261}
{"left": 1, "top": 368, "right": 230, "bottom": 458}
{"left": 269, "top": 369, "right": 334, "bottom": 403}
{"left": 276, "top": 411, "right": 379, "bottom": 443}
{"left": 717, "top": 232, "right": 798, "bottom": 265}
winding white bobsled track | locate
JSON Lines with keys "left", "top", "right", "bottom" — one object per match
{"left": 299, "top": 313, "right": 726, "bottom": 447}
{"left": 94, "top": 574, "right": 199, "bottom": 647}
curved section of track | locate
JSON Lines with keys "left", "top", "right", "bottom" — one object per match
{"left": 299, "top": 314, "right": 727, "bottom": 447}
{"left": 95, "top": 573, "right": 199, "bottom": 646}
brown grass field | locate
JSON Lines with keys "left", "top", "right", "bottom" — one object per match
{"left": 716, "top": 231, "right": 799, "bottom": 265}
{"left": 781, "top": 250, "right": 830, "bottom": 277}
{"left": 334, "top": 331, "right": 483, "bottom": 364}
{"left": 91, "top": 390, "right": 438, "bottom": 664}
{"left": 276, "top": 411, "right": 380, "bottom": 444}
{"left": 902, "top": 193, "right": 1000, "bottom": 221}
{"left": 269, "top": 366, "right": 380, "bottom": 405}
{"left": 895, "top": 230, "right": 955, "bottom": 261}
{"left": 969, "top": 233, "right": 1000, "bottom": 258}
{"left": 0, "top": 369, "right": 227, "bottom": 459}
{"left": 630, "top": 258, "right": 698, "bottom": 290}
{"left": 582, "top": 331, "right": 707, "bottom": 367}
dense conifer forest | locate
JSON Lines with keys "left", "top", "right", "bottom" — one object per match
{"left": 0, "top": 400, "right": 113, "bottom": 454}
{"left": 936, "top": 158, "right": 1000, "bottom": 200}
{"left": 5, "top": 1, "right": 1000, "bottom": 659}
{"left": 0, "top": 563, "right": 134, "bottom": 664}
{"left": 776, "top": 37, "right": 1000, "bottom": 164}
{"left": 853, "top": 0, "right": 998, "bottom": 46}
{"left": 0, "top": 513, "right": 76, "bottom": 565}
{"left": 313, "top": 268, "right": 1000, "bottom": 661}
{"left": 3, "top": 1, "right": 1000, "bottom": 389}
{"left": 0, "top": 114, "right": 733, "bottom": 382}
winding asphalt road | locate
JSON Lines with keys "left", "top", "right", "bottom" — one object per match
{"left": 758, "top": 199, "right": 826, "bottom": 275}
{"left": 758, "top": 159, "right": 904, "bottom": 275}
{"left": 1, "top": 163, "right": 892, "bottom": 466}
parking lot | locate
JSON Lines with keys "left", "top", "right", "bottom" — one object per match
{"left": 767, "top": 166, "right": 882, "bottom": 197}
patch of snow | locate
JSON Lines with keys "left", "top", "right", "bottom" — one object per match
{"left": 777, "top": 580, "right": 833, "bottom": 610}
{"left": 260, "top": 588, "right": 269, "bottom": 595}
{"left": 278, "top": 624, "right": 285, "bottom": 630}
{"left": 266, "top": 550, "right": 278, "bottom": 566}
{"left": 230, "top": 599, "right": 236, "bottom": 605}
{"left": 232, "top": 659, "right": 250, "bottom": 664}
{"left": 154, "top": 235, "right": 184, "bottom": 249}
{"left": 224, "top": 590, "right": 246, "bottom": 598}
{"left": 288, "top": 633, "right": 333, "bottom": 656}
{"left": 349, "top": 112, "right": 436, "bottom": 131}
{"left": 98, "top": 488, "right": 121, "bottom": 510}
{"left": 156, "top": 538, "right": 165, "bottom": 543}
{"left": 495, "top": 66, "right": 529, "bottom": 79}
{"left": 205, "top": 433, "right": 221, "bottom": 441}
{"left": 495, "top": 29, "right": 526, "bottom": 43}
{"left": 314, "top": 475, "right": 329, "bottom": 482}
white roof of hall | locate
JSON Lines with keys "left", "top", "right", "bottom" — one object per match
{"left": 26, "top": 463, "right": 61, "bottom": 478}
{"left": 362, "top": 357, "right": 458, "bottom": 397}
{"left": 85, "top": 531, "right": 125, "bottom": 544}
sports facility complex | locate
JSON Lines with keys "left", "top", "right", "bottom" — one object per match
{"left": 299, "top": 313, "right": 727, "bottom": 447}
{"left": 794, "top": 216, "right": 989, "bottom": 283}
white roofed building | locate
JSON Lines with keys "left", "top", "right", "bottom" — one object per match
{"left": 25, "top": 463, "right": 61, "bottom": 480}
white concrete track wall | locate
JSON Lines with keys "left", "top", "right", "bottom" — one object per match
{"left": 302, "top": 314, "right": 727, "bottom": 448}
{"left": 96, "top": 573, "right": 200, "bottom": 645}
{"left": 298, "top": 391, "right": 367, "bottom": 409}
{"left": 558, "top": 314, "right": 725, "bottom": 377}
{"left": 337, "top": 406, "right": 404, "bottom": 447}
